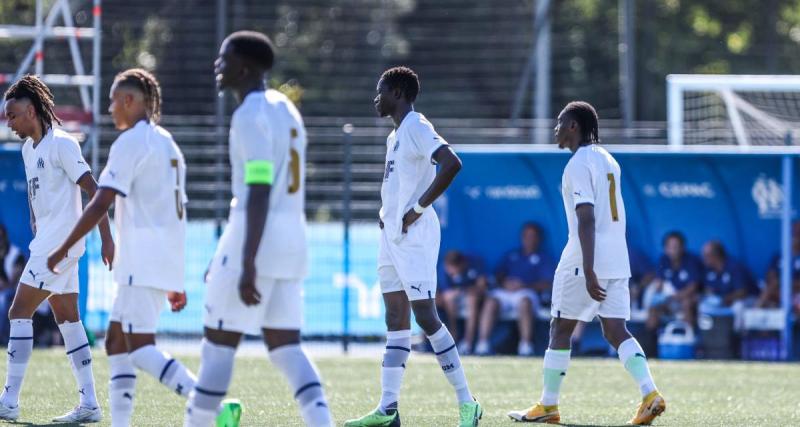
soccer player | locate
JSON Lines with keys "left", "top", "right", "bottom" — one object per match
{"left": 507, "top": 101, "right": 666, "bottom": 425}
{"left": 1, "top": 75, "right": 113, "bottom": 422}
{"left": 344, "top": 66, "right": 482, "bottom": 427}
{"left": 46, "top": 69, "right": 210, "bottom": 427}
{"left": 184, "top": 31, "right": 332, "bottom": 427}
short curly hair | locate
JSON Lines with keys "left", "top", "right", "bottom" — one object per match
{"left": 380, "top": 66, "right": 420, "bottom": 102}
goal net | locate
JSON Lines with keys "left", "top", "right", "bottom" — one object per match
{"left": 667, "top": 74, "right": 800, "bottom": 146}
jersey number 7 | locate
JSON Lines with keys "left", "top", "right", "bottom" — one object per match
{"left": 171, "top": 159, "right": 184, "bottom": 220}
{"left": 607, "top": 173, "right": 619, "bottom": 222}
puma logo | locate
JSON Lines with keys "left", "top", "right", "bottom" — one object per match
{"left": 316, "top": 401, "right": 327, "bottom": 408}
{"left": 123, "top": 392, "right": 133, "bottom": 400}
{"left": 79, "top": 388, "right": 85, "bottom": 395}
{"left": 410, "top": 284, "right": 422, "bottom": 293}
{"left": 175, "top": 384, "right": 184, "bottom": 395}
{"left": 28, "top": 270, "right": 37, "bottom": 280}
{"left": 7, "top": 350, "right": 15, "bottom": 359}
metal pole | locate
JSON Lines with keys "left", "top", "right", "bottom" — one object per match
{"left": 533, "top": 0, "right": 551, "bottom": 145}
{"left": 91, "top": 0, "right": 101, "bottom": 173}
{"left": 342, "top": 124, "right": 353, "bottom": 353}
{"left": 619, "top": 0, "right": 636, "bottom": 142}
{"left": 34, "top": 0, "right": 43, "bottom": 76}
{"left": 59, "top": 0, "right": 91, "bottom": 110}
{"left": 780, "top": 133, "right": 794, "bottom": 360}
{"left": 214, "top": 0, "right": 227, "bottom": 238}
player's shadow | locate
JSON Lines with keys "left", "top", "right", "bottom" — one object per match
{"left": 1, "top": 422, "right": 90, "bottom": 426}
{"left": 558, "top": 424, "right": 634, "bottom": 427}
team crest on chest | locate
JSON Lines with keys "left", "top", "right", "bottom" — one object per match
{"left": 37, "top": 157, "right": 45, "bottom": 169}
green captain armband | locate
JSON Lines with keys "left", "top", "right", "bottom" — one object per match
{"left": 244, "top": 160, "right": 274, "bottom": 185}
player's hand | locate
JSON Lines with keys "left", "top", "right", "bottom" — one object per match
{"left": 585, "top": 270, "right": 606, "bottom": 302}
{"left": 238, "top": 262, "right": 261, "bottom": 306}
{"left": 101, "top": 237, "right": 115, "bottom": 271}
{"left": 401, "top": 209, "right": 422, "bottom": 233}
{"left": 46, "top": 247, "right": 68, "bottom": 273}
{"left": 167, "top": 291, "right": 187, "bottom": 312}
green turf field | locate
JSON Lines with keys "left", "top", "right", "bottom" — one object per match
{"left": 1, "top": 349, "right": 799, "bottom": 426}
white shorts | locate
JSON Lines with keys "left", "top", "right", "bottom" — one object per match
{"left": 109, "top": 285, "right": 167, "bottom": 334}
{"left": 20, "top": 256, "right": 79, "bottom": 295}
{"left": 551, "top": 270, "right": 630, "bottom": 322}
{"left": 491, "top": 288, "right": 540, "bottom": 321}
{"left": 378, "top": 214, "right": 440, "bottom": 301}
{"left": 204, "top": 259, "right": 303, "bottom": 335}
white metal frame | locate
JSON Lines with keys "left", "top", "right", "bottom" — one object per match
{"left": 0, "top": 0, "right": 101, "bottom": 171}
{"left": 667, "top": 74, "right": 800, "bottom": 148}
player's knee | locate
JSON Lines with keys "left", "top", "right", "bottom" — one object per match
{"left": 384, "top": 306, "right": 409, "bottom": 330}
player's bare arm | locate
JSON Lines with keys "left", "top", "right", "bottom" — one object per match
{"left": 240, "top": 183, "right": 271, "bottom": 306}
{"left": 77, "top": 172, "right": 115, "bottom": 267}
{"left": 576, "top": 202, "right": 605, "bottom": 302}
{"left": 401, "top": 145, "right": 462, "bottom": 233}
{"left": 47, "top": 187, "right": 116, "bottom": 273}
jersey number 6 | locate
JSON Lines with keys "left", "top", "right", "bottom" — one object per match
{"left": 171, "top": 159, "right": 184, "bottom": 220}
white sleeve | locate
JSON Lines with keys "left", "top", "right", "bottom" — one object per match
{"left": 233, "top": 111, "right": 274, "bottom": 164}
{"left": 56, "top": 137, "right": 91, "bottom": 183}
{"left": 98, "top": 136, "right": 140, "bottom": 197}
{"left": 566, "top": 160, "right": 595, "bottom": 208}
{"left": 409, "top": 117, "right": 447, "bottom": 163}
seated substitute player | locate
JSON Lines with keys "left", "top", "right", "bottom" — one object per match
{"left": 644, "top": 231, "right": 702, "bottom": 328}
{"left": 345, "top": 66, "right": 482, "bottom": 427}
{"left": 0, "top": 75, "right": 114, "bottom": 422}
{"left": 184, "top": 31, "right": 332, "bottom": 427}
{"left": 46, "top": 69, "right": 223, "bottom": 427}
{"left": 475, "top": 222, "right": 554, "bottom": 356}
{"left": 508, "top": 101, "right": 665, "bottom": 425}
{"left": 759, "top": 221, "right": 800, "bottom": 310}
{"left": 700, "top": 240, "right": 751, "bottom": 309}
{"left": 437, "top": 250, "right": 487, "bottom": 355}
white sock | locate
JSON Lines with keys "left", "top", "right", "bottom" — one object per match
{"left": 540, "top": 348, "right": 571, "bottom": 406}
{"left": 0, "top": 319, "right": 33, "bottom": 408}
{"left": 427, "top": 325, "right": 473, "bottom": 404}
{"left": 184, "top": 339, "right": 235, "bottom": 427}
{"left": 108, "top": 353, "right": 136, "bottom": 427}
{"left": 59, "top": 321, "right": 98, "bottom": 408}
{"left": 617, "top": 338, "right": 657, "bottom": 397}
{"left": 130, "top": 345, "right": 196, "bottom": 397}
{"left": 380, "top": 329, "right": 411, "bottom": 413}
{"left": 269, "top": 344, "right": 332, "bottom": 427}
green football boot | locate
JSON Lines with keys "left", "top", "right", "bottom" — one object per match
{"left": 344, "top": 407, "right": 401, "bottom": 427}
{"left": 216, "top": 399, "right": 243, "bottom": 427}
{"left": 458, "top": 399, "right": 483, "bottom": 427}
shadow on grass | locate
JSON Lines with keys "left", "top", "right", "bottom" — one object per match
{"left": 4, "top": 422, "right": 91, "bottom": 426}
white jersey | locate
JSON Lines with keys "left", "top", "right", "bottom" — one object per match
{"left": 379, "top": 111, "right": 447, "bottom": 243}
{"left": 22, "top": 128, "right": 91, "bottom": 258}
{"left": 215, "top": 89, "right": 307, "bottom": 279}
{"left": 98, "top": 120, "right": 187, "bottom": 292}
{"left": 556, "top": 145, "right": 630, "bottom": 279}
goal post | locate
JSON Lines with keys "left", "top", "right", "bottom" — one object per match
{"left": 667, "top": 74, "right": 800, "bottom": 147}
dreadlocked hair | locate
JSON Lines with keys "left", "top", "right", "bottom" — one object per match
{"left": 562, "top": 101, "right": 600, "bottom": 144}
{"left": 113, "top": 68, "right": 162, "bottom": 123}
{"left": 4, "top": 74, "right": 61, "bottom": 133}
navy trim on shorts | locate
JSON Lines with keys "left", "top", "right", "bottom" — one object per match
{"left": 294, "top": 382, "right": 321, "bottom": 399}
{"left": 575, "top": 268, "right": 579, "bottom": 276}
{"left": 435, "top": 344, "right": 456, "bottom": 355}
{"left": 159, "top": 359, "right": 176, "bottom": 382}
{"left": 66, "top": 343, "right": 89, "bottom": 355}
